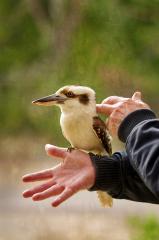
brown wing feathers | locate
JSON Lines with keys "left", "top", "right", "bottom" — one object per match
{"left": 93, "top": 116, "right": 112, "bottom": 156}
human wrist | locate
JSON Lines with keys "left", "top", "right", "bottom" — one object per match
{"left": 86, "top": 159, "right": 96, "bottom": 189}
{"left": 88, "top": 153, "right": 122, "bottom": 196}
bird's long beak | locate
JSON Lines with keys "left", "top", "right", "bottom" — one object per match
{"left": 32, "top": 94, "right": 66, "bottom": 106}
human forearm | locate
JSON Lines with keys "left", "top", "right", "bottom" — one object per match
{"left": 119, "top": 109, "right": 159, "bottom": 200}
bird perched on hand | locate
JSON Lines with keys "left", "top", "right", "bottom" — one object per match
{"left": 32, "top": 85, "right": 113, "bottom": 207}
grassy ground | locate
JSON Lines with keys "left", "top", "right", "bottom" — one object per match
{"left": 129, "top": 216, "right": 159, "bottom": 240}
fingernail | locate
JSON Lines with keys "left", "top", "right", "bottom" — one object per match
{"left": 45, "top": 144, "right": 52, "bottom": 151}
{"left": 96, "top": 104, "right": 102, "bottom": 108}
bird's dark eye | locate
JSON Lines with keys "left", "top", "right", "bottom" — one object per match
{"left": 66, "top": 91, "right": 75, "bottom": 98}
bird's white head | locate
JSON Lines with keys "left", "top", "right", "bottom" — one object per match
{"left": 32, "top": 85, "right": 96, "bottom": 114}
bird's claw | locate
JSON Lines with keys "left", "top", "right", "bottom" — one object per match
{"left": 67, "top": 147, "right": 75, "bottom": 153}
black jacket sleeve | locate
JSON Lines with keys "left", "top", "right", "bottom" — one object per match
{"left": 89, "top": 109, "right": 159, "bottom": 204}
{"left": 118, "top": 109, "right": 159, "bottom": 200}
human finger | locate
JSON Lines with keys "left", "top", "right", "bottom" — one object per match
{"left": 45, "top": 144, "right": 68, "bottom": 160}
{"left": 106, "top": 116, "right": 118, "bottom": 136}
{"left": 132, "top": 91, "right": 141, "bottom": 101}
{"left": 32, "top": 184, "right": 65, "bottom": 201}
{"left": 52, "top": 187, "right": 75, "bottom": 207}
{"left": 22, "top": 169, "right": 53, "bottom": 182}
{"left": 96, "top": 104, "right": 114, "bottom": 115}
{"left": 23, "top": 180, "right": 55, "bottom": 198}
{"left": 101, "top": 96, "right": 129, "bottom": 104}
{"left": 106, "top": 108, "right": 124, "bottom": 136}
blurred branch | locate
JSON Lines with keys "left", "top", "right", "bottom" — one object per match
{"left": 25, "top": 0, "right": 52, "bottom": 33}
{"left": 51, "top": 0, "right": 82, "bottom": 63}
{"left": 49, "top": 0, "right": 65, "bottom": 23}
{"left": 25, "top": 0, "right": 82, "bottom": 64}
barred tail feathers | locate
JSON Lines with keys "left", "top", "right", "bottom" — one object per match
{"left": 97, "top": 190, "right": 113, "bottom": 208}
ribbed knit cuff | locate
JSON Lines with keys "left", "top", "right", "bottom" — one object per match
{"left": 118, "top": 109, "right": 156, "bottom": 143}
{"left": 88, "top": 153, "right": 121, "bottom": 195}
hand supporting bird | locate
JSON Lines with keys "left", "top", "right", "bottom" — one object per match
{"left": 96, "top": 91, "right": 150, "bottom": 136}
{"left": 23, "top": 144, "right": 95, "bottom": 207}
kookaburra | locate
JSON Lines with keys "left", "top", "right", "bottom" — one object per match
{"left": 32, "top": 85, "right": 113, "bottom": 207}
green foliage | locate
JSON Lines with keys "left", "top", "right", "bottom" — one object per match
{"left": 0, "top": 1, "right": 46, "bottom": 74}
{"left": 129, "top": 215, "right": 159, "bottom": 240}
{"left": 0, "top": 0, "right": 159, "bottom": 141}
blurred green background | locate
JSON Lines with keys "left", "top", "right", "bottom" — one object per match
{"left": 1, "top": 0, "right": 159, "bottom": 141}
{"left": 0, "top": 1, "right": 159, "bottom": 240}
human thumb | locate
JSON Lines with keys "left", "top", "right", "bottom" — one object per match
{"left": 96, "top": 104, "right": 114, "bottom": 115}
{"left": 45, "top": 144, "right": 67, "bottom": 160}
{"left": 132, "top": 91, "right": 142, "bottom": 101}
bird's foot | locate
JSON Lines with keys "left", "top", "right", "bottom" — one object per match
{"left": 67, "top": 147, "right": 75, "bottom": 153}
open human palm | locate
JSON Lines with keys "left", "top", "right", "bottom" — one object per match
{"left": 23, "top": 145, "right": 95, "bottom": 207}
